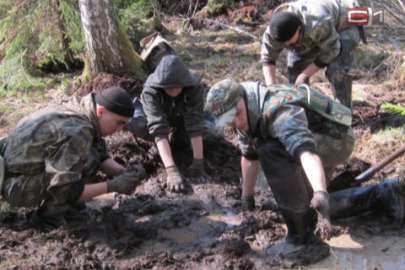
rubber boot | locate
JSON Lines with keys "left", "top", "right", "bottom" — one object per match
{"left": 266, "top": 209, "right": 330, "bottom": 267}
{"left": 283, "top": 209, "right": 317, "bottom": 245}
{"left": 330, "top": 180, "right": 405, "bottom": 227}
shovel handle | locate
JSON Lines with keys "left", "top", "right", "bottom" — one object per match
{"left": 355, "top": 145, "right": 405, "bottom": 182}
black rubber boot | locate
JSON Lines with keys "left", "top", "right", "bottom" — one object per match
{"left": 283, "top": 209, "right": 317, "bottom": 245}
{"left": 330, "top": 180, "right": 405, "bottom": 226}
{"left": 266, "top": 209, "right": 330, "bottom": 267}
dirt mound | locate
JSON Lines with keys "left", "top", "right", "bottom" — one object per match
{"left": 72, "top": 73, "right": 143, "bottom": 98}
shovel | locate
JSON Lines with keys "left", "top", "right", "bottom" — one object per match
{"left": 328, "top": 145, "right": 405, "bottom": 192}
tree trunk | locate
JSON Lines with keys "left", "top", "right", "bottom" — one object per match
{"left": 78, "top": 0, "right": 145, "bottom": 79}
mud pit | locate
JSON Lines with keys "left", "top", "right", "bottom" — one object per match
{"left": 0, "top": 33, "right": 404, "bottom": 270}
{"left": 0, "top": 123, "right": 404, "bottom": 270}
{"left": 0, "top": 80, "right": 402, "bottom": 269}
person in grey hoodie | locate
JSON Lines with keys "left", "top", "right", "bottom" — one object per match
{"left": 127, "top": 55, "right": 208, "bottom": 192}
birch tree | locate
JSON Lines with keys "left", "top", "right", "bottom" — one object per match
{"left": 79, "top": 0, "right": 145, "bottom": 79}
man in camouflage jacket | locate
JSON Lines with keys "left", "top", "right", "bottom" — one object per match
{"left": 205, "top": 79, "right": 405, "bottom": 264}
{"left": 127, "top": 55, "right": 208, "bottom": 192}
{"left": 261, "top": 0, "right": 363, "bottom": 108}
{"left": 0, "top": 87, "right": 145, "bottom": 222}
{"left": 205, "top": 79, "right": 353, "bottom": 263}
{"left": 205, "top": 79, "right": 405, "bottom": 263}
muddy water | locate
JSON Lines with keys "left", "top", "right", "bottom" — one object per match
{"left": 1, "top": 134, "right": 404, "bottom": 268}
{"left": 313, "top": 234, "right": 405, "bottom": 269}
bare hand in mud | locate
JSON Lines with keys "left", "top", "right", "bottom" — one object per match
{"left": 310, "top": 191, "right": 332, "bottom": 240}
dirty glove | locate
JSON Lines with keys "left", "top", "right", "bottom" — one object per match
{"left": 166, "top": 166, "right": 184, "bottom": 192}
{"left": 185, "top": 159, "right": 210, "bottom": 182}
{"left": 310, "top": 191, "right": 332, "bottom": 240}
{"left": 241, "top": 196, "right": 255, "bottom": 211}
{"left": 107, "top": 169, "right": 146, "bottom": 195}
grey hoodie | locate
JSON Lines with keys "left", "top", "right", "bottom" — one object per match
{"left": 140, "top": 55, "right": 204, "bottom": 138}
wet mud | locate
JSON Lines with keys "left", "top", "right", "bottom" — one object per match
{"left": 0, "top": 123, "right": 403, "bottom": 269}
{"left": 0, "top": 40, "right": 404, "bottom": 270}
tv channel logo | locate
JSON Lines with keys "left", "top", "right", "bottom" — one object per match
{"left": 347, "top": 7, "right": 384, "bottom": 26}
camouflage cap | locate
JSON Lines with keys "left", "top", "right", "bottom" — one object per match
{"left": 204, "top": 79, "right": 244, "bottom": 116}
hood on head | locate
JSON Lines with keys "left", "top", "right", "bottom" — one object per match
{"left": 144, "top": 55, "right": 199, "bottom": 89}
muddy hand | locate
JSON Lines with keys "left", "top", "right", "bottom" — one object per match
{"left": 310, "top": 191, "right": 332, "bottom": 240}
{"left": 107, "top": 170, "right": 145, "bottom": 195}
{"left": 185, "top": 159, "right": 210, "bottom": 183}
{"left": 166, "top": 166, "right": 185, "bottom": 192}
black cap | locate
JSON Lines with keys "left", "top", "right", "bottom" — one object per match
{"left": 95, "top": 86, "right": 134, "bottom": 117}
{"left": 269, "top": 12, "right": 302, "bottom": 42}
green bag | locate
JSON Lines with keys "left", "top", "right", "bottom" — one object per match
{"left": 264, "top": 84, "right": 352, "bottom": 127}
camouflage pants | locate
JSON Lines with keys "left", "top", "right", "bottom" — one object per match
{"left": 287, "top": 27, "right": 361, "bottom": 109}
{"left": 257, "top": 130, "right": 354, "bottom": 215}
{"left": 2, "top": 173, "right": 84, "bottom": 215}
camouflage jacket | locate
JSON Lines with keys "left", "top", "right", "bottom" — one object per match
{"left": 261, "top": 0, "right": 359, "bottom": 67}
{"left": 141, "top": 55, "right": 204, "bottom": 138}
{"left": 237, "top": 82, "right": 353, "bottom": 160}
{"left": 3, "top": 94, "right": 109, "bottom": 189}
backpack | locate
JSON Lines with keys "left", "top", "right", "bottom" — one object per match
{"left": 263, "top": 84, "right": 352, "bottom": 127}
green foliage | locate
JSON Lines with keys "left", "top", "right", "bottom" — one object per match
{"left": 115, "top": 0, "right": 153, "bottom": 49}
{"left": 0, "top": 0, "right": 83, "bottom": 92}
{"left": 0, "top": 53, "right": 53, "bottom": 95}
{"left": 0, "top": 0, "right": 83, "bottom": 63}
{"left": 381, "top": 102, "right": 405, "bottom": 116}
{"left": 0, "top": 0, "right": 149, "bottom": 92}
{"left": 372, "top": 127, "right": 405, "bottom": 144}
{"left": 59, "top": 0, "right": 83, "bottom": 52}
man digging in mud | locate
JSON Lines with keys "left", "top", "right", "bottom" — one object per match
{"left": 0, "top": 87, "right": 146, "bottom": 226}
{"left": 205, "top": 80, "right": 405, "bottom": 265}
{"left": 127, "top": 55, "right": 209, "bottom": 192}
{"left": 261, "top": 0, "right": 364, "bottom": 108}
{"left": 204, "top": 79, "right": 354, "bottom": 264}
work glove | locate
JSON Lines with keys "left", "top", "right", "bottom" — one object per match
{"left": 310, "top": 191, "right": 332, "bottom": 240}
{"left": 241, "top": 196, "right": 255, "bottom": 212}
{"left": 107, "top": 168, "right": 146, "bottom": 195}
{"left": 184, "top": 159, "right": 210, "bottom": 183}
{"left": 166, "top": 166, "right": 184, "bottom": 192}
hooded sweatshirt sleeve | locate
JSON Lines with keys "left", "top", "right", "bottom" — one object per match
{"left": 141, "top": 89, "right": 170, "bottom": 137}
{"left": 183, "top": 85, "right": 204, "bottom": 137}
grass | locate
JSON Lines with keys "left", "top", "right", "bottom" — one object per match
{"left": 372, "top": 127, "right": 405, "bottom": 144}
{"left": 0, "top": 55, "right": 53, "bottom": 96}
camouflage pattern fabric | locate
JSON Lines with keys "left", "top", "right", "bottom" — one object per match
{"left": 1, "top": 94, "right": 109, "bottom": 209}
{"left": 261, "top": 0, "right": 360, "bottom": 66}
{"left": 235, "top": 82, "right": 353, "bottom": 165}
{"left": 287, "top": 27, "right": 361, "bottom": 108}
{"left": 261, "top": 0, "right": 361, "bottom": 108}
{"left": 204, "top": 79, "right": 244, "bottom": 117}
{"left": 241, "top": 81, "right": 354, "bottom": 217}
